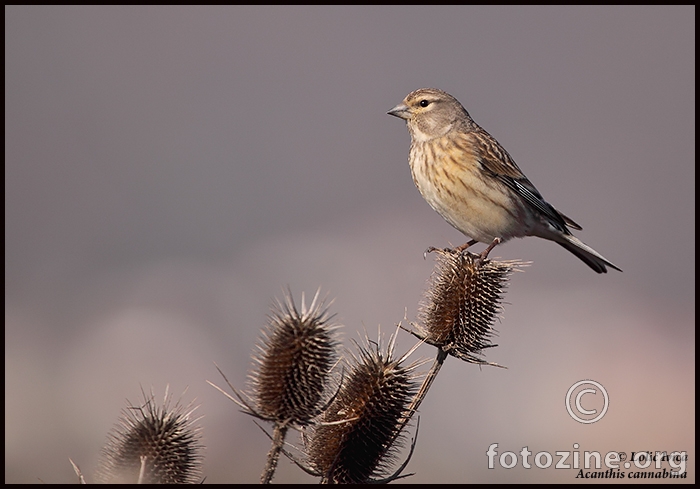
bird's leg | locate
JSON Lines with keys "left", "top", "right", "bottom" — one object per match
{"left": 478, "top": 237, "right": 502, "bottom": 262}
{"left": 455, "top": 239, "right": 479, "bottom": 253}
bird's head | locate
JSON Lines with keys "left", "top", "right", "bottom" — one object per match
{"left": 388, "top": 88, "right": 472, "bottom": 142}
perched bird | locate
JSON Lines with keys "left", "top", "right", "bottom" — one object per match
{"left": 388, "top": 88, "right": 621, "bottom": 273}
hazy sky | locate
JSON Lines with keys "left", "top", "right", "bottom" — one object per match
{"left": 6, "top": 6, "right": 695, "bottom": 483}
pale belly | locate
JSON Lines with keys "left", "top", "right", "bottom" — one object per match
{"left": 410, "top": 150, "right": 532, "bottom": 243}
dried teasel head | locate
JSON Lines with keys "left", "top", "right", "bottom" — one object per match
{"left": 95, "top": 386, "right": 203, "bottom": 484}
{"left": 414, "top": 248, "right": 525, "bottom": 365}
{"left": 305, "top": 327, "right": 422, "bottom": 483}
{"left": 249, "top": 289, "right": 340, "bottom": 425}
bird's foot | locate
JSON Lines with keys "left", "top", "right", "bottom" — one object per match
{"left": 477, "top": 237, "right": 502, "bottom": 264}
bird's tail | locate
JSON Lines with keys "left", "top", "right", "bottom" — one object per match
{"left": 556, "top": 234, "right": 622, "bottom": 274}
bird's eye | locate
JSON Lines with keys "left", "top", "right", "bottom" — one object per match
{"left": 419, "top": 100, "right": 430, "bottom": 107}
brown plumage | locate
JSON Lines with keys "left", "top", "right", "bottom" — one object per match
{"left": 388, "top": 88, "right": 621, "bottom": 273}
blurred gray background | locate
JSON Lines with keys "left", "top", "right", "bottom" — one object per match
{"left": 5, "top": 6, "right": 694, "bottom": 483}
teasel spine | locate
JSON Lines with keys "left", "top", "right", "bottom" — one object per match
{"left": 252, "top": 289, "right": 340, "bottom": 425}
{"left": 410, "top": 248, "right": 525, "bottom": 366}
{"left": 305, "top": 326, "right": 424, "bottom": 483}
{"left": 94, "top": 386, "right": 203, "bottom": 484}
{"left": 396, "top": 249, "right": 525, "bottom": 442}
{"left": 208, "top": 288, "right": 340, "bottom": 483}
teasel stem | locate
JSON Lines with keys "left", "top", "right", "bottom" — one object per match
{"left": 68, "top": 459, "right": 86, "bottom": 484}
{"left": 402, "top": 347, "right": 448, "bottom": 427}
{"left": 261, "top": 422, "right": 289, "bottom": 484}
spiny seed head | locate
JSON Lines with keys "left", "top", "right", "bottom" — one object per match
{"left": 95, "top": 387, "right": 203, "bottom": 484}
{"left": 250, "top": 289, "right": 339, "bottom": 425}
{"left": 305, "top": 329, "right": 420, "bottom": 483}
{"left": 417, "top": 249, "right": 524, "bottom": 364}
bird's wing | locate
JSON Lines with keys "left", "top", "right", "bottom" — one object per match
{"left": 467, "top": 130, "right": 581, "bottom": 232}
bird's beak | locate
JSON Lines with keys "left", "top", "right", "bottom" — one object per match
{"left": 387, "top": 103, "right": 411, "bottom": 120}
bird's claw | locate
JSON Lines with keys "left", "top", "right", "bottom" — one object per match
{"left": 423, "top": 246, "right": 439, "bottom": 259}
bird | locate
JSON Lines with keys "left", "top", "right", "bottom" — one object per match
{"left": 388, "top": 88, "right": 621, "bottom": 274}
